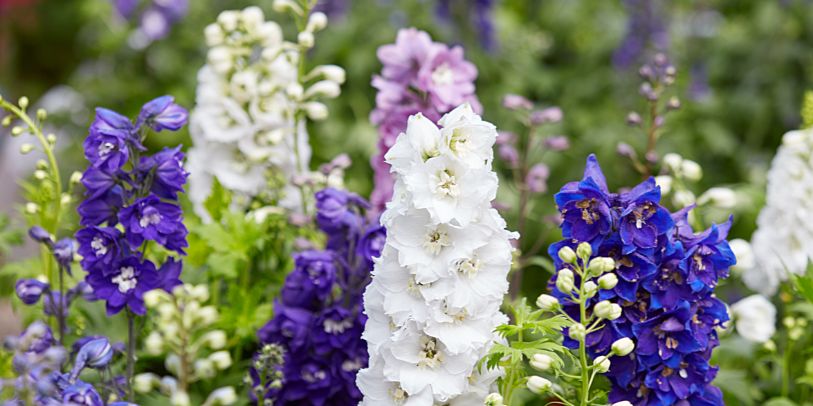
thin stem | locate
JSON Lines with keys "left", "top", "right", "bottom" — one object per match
{"left": 126, "top": 310, "right": 137, "bottom": 402}
{"left": 57, "top": 266, "right": 66, "bottom": 344}
{"left": 578, "top": 263, "right": 590, "bottom": 406}
{"left": 782, "top": 334, "right": 792, "bottom": 398}
{"left": 644, "top": 96, "right": 659, "bottom": 176}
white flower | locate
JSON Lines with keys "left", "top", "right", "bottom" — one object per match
{"left": 359, "top": 107, "right": 514, "bottom": 404}
{"left": 730, "top": 294, "right": 776, "bottom": 343}
{"left": 745, "top": 128, "right": 813, "bottom": 295}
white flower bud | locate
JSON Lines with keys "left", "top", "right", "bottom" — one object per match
{"left": 654, "top": 175, "right": 673, "bottom": 195}
{"left": 536, "top": 294, "right": 560, "bottom": 311}
{"left": 306, "top": 12, "right": 328, "bottom": 32}
{"left": 611, "top": 337, "right": 635, "bottom": 356}
{"left": 673, "top": 190, "right": 696, "bottom": 207}
{"left": 297, "top": 31, "right": 314, "bottom": 48}
{"left": 587, "top": 257, "right": 615, "bottom": 276}
{"left": 203, "top": 387, "right": 238, "bottom": 406}
{"left": 663, "top": 153, "right": 682, "bottom": 172}
{"left": 19, "top": 143, "right": 33, "bottom": 154}
{"left": 171, "top": 391, "right": 191, "bottom": 406}
{"left": 197, "top": 306, "right": 219, "bottom": 325}
{"left": 133, "top": 373, "right": 159, "bottom": 393}
{"left": 18, "top": 96, "right": 29, "bottom": 109}
{"left": 583, "top": 281, "right": 598, "bottom": 298}
{"left": 165, "top": 354, "right": 181, "bottom": 376}
{"left": 145, "top": 331, "right": 164, "bottom": 355}
{"left": 34, "top": 170, "right": 47, "bottom": 180}
{"left": 11, "top": 126, "right": 24, "bottom": 136}
{"left": 568, "top": 323, "right": 586, "bottom": 341}
{"left": 526, "top": 376, "right": 552, "bottom": 394}
{"left": 698, "top": 187, "right": 737, "bottom": 209}
{"left": 576, "top": 242, "right": 592, "bottom": 259}
{"left": 484, "top": 392, "right": 504, "bottom": 406}
{"left": 159, "top": 376, "right": 178, "bottom": 395}
{"left": 558, "top": 246, "right": 576, "bottom": 263}
{"left": 305, "top": 80, "right": 340, "bottom": 99}
{"left": 25, "top": 202, "right": 39, "bottom": 214}
{"left": 286, "top": 83, "right": 304, "bottom": 100}
{"left": 208, "top": 47, "right": 232, "bottom": 74}
{"left": 272, "top": 0, "right": 303, "bottom": 15}
{"left": 46, "top": 133, "right": 56, "bottom": 144}
{"left": 204, "top": 24, "right": 224, "bottom": 47}
{"left": 311, "top": 64, "right": 346, "bottom": 84}
{"left": 216, "top": 10, "right": 239, "bottom": 31}
{"left": 189, "top": 285, "right": 210, "bottom": 302}
{"left": 594, "top": 301, "right": 622, "bottom": 320}
{"left": 240, "top": 6, "right": 264, "bottom": 31}
{"left": 593, "top": 355, "right": 611, "bottom": 373}
{"left": 70, "top": 171, "right": 82, "bottom": 184}
{"left": 209, "top": 351, "right": 232, "bottom": 370}
{"left": 194, "top": 358, "right": 216, "bottom": 379}
{"left": 530, "top": 353, "right": 555, "bottom": 372}
{"left": 303, "top": 102, "right": 329, "bottom": 120}
{"left": 598, "top": 273, "right": 618, "bottom": 290}
{"left": 200, "top": 330, "right": 227, "bottom": 350}
{"left": 556, "top": 269, "right": 574, "bottom": 294}
{"left": 257, "top": 22, "right": 282, "bottom": 47}
{"left": 680, "top": 159, "right": 702, "bottom": 181}
{"left": 144, "top": 289, "right": 166, "bottom": 308}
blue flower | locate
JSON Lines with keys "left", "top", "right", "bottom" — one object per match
{"left": 77, "top": 186, "right": 125, "bottom": 227}
{"left": 280, "top": 251, "right": 338, "bottom": 310}
{"left": 137, "top": 146, "right": 188, "bottom": 199}
{"left": 554, "top": 154, "right": 615, "bottom": 242}
{"left": 76, "top": 226, "right": 124, "bottom": 274}
{"left": 61, "top": 381, "right": 104, "bottom": 406}
{"left": 15, "top": 278, "right": 49, "bottom": 305}
{"left": 83, "top": 109, "right": 132, "bottom": 173}
{"left": 117, "top": 194, "right": 188, "bottom": 254}
{"left": 85, "top": 257, "right": 160, "bottom": 315}
{"left": 618, "top": 178, "right": 674, "bottom": 253}
{"left": 137, "top": 95, "right": 189, "bottom": 132}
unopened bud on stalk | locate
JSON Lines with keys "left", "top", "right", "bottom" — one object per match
{"left": 530, "top": 353, "right": 555, "bottom": 371}
{"left": 297, "top": 31, "right": 314, "bottom": 48}
{"left": 583, "top": 281, "right": 598, "bottom": 298}
{"left": 595, "top": 301, "right": 622, "bottom": 320}
{"left": 526, "top": 376, "right": 552, "bottom": 394}
{"left": 19, "top": 143, "right": 33, "bottom": 154}
{"left": 536, "top": 294, "right": 559, "bottom": 311}
{"left": 558, "top": 246, "right": 576, "bottom": 263}
{"left": 611, "top": 337, "right": 635, "bottom": 356}
{"left": 568, "top": 323, "right": 586, "bottom": 341}
{"left": 598, "top": 273, "right": 618, "bottom": 290}
{"left": 587, "top": 257, "right": 615, "bottom": 276}
{"left": 36, "top": 109, "right": 47, "bottom": 121}
{"left": 18, "top": 97, "right": 29, "bottom": 110}
{"left": 680, "top": 159, "right": 702, "bottom": 181}
{"left": 11, "top": 126, "right": 23, "bottom": 136}
{"left": 576, "top": 242, "right": 592, "bottom": 260}
{"left": 303, "top": 102, "right": 328, "bottom": 120}
{"left": 593, "top": 355, "right": 611, "bottom": 373}
{"left": 306, "top": 12, "right": 328, "bottom": 32}
{"left": 484, "top": 393, "right": 504, "bottom": 406}
{"left": 626, "top": 112, "right": 642, "bottom": 126}
{"left": 555, "top": 269, "right": 574, "bottom": 294}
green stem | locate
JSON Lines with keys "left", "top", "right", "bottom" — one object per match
{"left": 578, "top": 265, "right": 590, "bottom": 406}
{"left": 782, "top": 334, "right": 792, "bottom": 398}
{"left": 57, "top": 266, "right": 65, "bottom": 344}
{"left": 126, "top": 310, "right": 137, "bottom": 402}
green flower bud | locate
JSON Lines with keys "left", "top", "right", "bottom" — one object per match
{"left": 556, "top": 269, "right": 575, "bottom": 293}
{"left": 18, "top": 96, "right": 28, "bottom": 110}
{"left": 536, "top": 294, "right": 560, "bottom": 311}
{"left": 558, "top": 246, "right": 576, "bottom": 263}
{"left": 576, "top": 241, "right": 592, "bottom": 259}
{"left": 594, "top": 301, "right": 622, "bottom": 320}
{"left": 568, "top": 323, "right": 586, "bottom": 341}
{"left": 611, "top": 337, "right": 635, "bottom": 356}
{"left": 484, "top": 393, "right": 504, "bottom": 406}
{"left": 598, "top": 273, "right": 619, "bottom": 290}
{"left": 583, "top": 281, "right": 598, "bottom": 298}
{"left": 587, "top": 257, "right": 615, "bottom": 276}
{"left": 593, "top": 355, "right": 611, "bottom": 373}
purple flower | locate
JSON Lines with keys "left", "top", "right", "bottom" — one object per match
{"left": 53, "top": 238, "right": 76, "bottom": 271}
{"left": 158, "top": 257, "right": 183, "bottom": 292}
{"left": 618, "top": 178, "right": 673, "bottom": 252}
{"left": 117, "top": 194, "right": 187, "bottom": 254}
{"left": 83, "top": 109, "right": 132, "bottom": 173}
{"left": 357, "top": 225, "right": 386, "bottom": 263}
{"left": 77, "top": 186, "right": 125, "bottom": 227}
{"left": 137, "top": 95, "right": 188, "bottom": 132}
{"left": 28, "top": 226, "right": 53, "bottom": 245}
{"left": 526, "top": 163, "right": 550, "bottom": 194}
{"left": 86, "top": 257, "right": 160, "bottom": 315}
{"left": 62, "top": 381, "right": 104, "bottom": 406}
{"left": 76, "top": 226, "right": 123, "bottom": 274}
{"left": 258, "top": 304, "right": 313, "bottom": 353}
{"left": 16, "top": 279, "right": 49, "bottom": 305}
{"left": 112, "top": 0, "right": 138, "bottom": 18}
{"left": 72, "top": 338, "right": 114, "bottom": 374}
{"left": 417, "top": 46, "right": 478, "bottom": 112}
{"left": 280, "top": 251, "right": 337, "bottom": 309}
{"left": 137, "top": 146, "right": 188, "bottom": 199}
{"left": 544, "top": 135, "right": 570, "bottom": 151}
{"left": 80, "top": 167, "right": 119, "bottom": 198}
{"left": 554, "top": 154, "right": 615, "bottom": 242}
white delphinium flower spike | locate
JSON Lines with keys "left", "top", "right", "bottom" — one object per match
{"left": 359, "top": 104, "right": 516, "bottom": 404}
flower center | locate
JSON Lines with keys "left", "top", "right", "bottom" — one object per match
{"left": 456, "top": 257, "right": 481, "bottom": 277}
{"left": 423, "top": 227, "right": 450, "bottom": 255}
{"left": 302, "top": 368, "right": 326, "bottom": 383}
{"left": 91, "top": 237, "right": 107, "bottom": 256}
{"left": 434, "top": 169, "right": 459, "bottom": 198}
{"left": 112, "top": 266, "right": 137, "bottom": 293}
{"left": 139, "top": 209, "right": 162, "bottom": 228}
{"left": 98, "top": 142, "right": 116, "bottom": 157}
{"left": 390, "top": 387, "right": 408, "bottom": 403}
{"left": 431, "top": 63, "right": 454, "bottom": 86}
{"left": 449, "top": 128, "right": 470, "bottom": 152}
{"left": 342, "top": 358, "right": 362, "bottom": 372}
{"left": 576, "top": 199, "right": 599, "bottom": 225}
{"left": 632, "top": 202, "right": 656, "bottom": 229}
{"left": 323, "top": 317, "right": 353, "bottom": 334}
{"left": 417, "top": 336, "right": 443, "bottom": 368}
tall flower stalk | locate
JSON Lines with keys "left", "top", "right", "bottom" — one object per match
{"left": 75, "top": 95, "right": 189, "bottom": 400}
{"left": 358, "top": 104, "right": 515, "bottom": 404}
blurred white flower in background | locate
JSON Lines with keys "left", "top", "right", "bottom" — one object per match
{"left": 730, "top": 294, "right": 776, "bottom": 343}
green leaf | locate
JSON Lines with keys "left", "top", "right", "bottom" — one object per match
{"left": 203, "top": 177, "right": 232, "bottom": 222}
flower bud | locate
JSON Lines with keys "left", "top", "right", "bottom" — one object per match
{"left": 558, "top": 246, "right": 576, "bottom": 263}
{"left": 555, "top": 269, "right": 574, "bottom": 294}
{"left": 673, "top": 190, "right": 696, "bottom": 207}
{"left": 166, "top": 354, "right": 182, "bottom": 376}
{"left": 530, "top": 107, "right": 563, "bottom": 125}
{"left": 611, "top": 337, "right": 635, "bottom": 356}
{"left": 207, "top": 47, "right": 232, "bottom": 74}
{"left": 19, "top": 143, "right": 33, "bottom": 154}
{"left": 216, "top": 10, "right": 239, "bottom": 31}
{"left": 568, "top": 323, "right": 586, "bottom": 341}
{"left": 28, "top": 226, "right": 53, "bottom": 245}
{"left": 667, "top": 96, "right": 681, "bottom": 110}
{"left": 171, "top": 391, "right": 191, "bottom": 406}
{"left": 663, "top": 153, "right": 682, "bottom": 172}
{"left": 204, "top": 387, "right": 237, "bottom": 406}
{"left": 241, "top": 6, "right": 264, "bottom": 31}
{"left": 197, "top": 306, "right": 219, "bottom": 325}
{"left": 484, "top": 393, "right": 504, "bottom": 406}
{"left": 272, "top": 0, "right": 303, "bottom": 15}
{"left": 536, "top": 294, "right": 559, "bottom": 311}
{"left": 46, "top": 133, "right": 56, "bottom": 145}
{"left": 52, "top": 238, "right": 76, "bottom": 268}
{"left": 145, "top": 332, "right": 164, "bottom": 355}
{"left": 593, "top": 355, "right": 611, "bottom": 373}
{"left": 587, "top": 257, "right": 615, "bottom": 276}
{"left": 15, "top": 278, "right": 49, "bottom": 305}
{"left": 194, "top": 358, "right": 217, "bottom": 379}
{"left": 594, "top": 301, "right": 622, "bottom": 320}
{"left": 526, "top": 376, "right": 552, "bottom": 394}
{"left": 697, "top": 187, "right": 737, "bottom": 209}
{"left": 654, "top": 175, "right": 672, "bottom": 195}
{"left": 680, "top": 159, "right": 702, "bottom": 181}
{"left": 25, "top": 202, "right": 38, "bottom": 214}
{"left": 310, "top": 64, "right": 346, "bottom": 84}
{"left": 134, "top": 373, "right": 159, "bottom": 393}
{"left": 543, "top": 135, "right": 570, "bottom": 151}
{"left": 11, "top": 126, "right": 24, "bottom": 136}
{"left": 303, "top": 102, "right": 329, "bottom": 120}
{"left": 305, "top": 81, "right": 340, "bottom": 99}
{"left": 530, "top": 353, "right": 555, "bottom": 372}
{"left": 306, "top": 12, "right": 328, "bottom": 32}
{"left": 69, "top": 171, "right": 82, "bottom": 184}
{"left": 18, "top": 96, "right": 29, "bottom": 109}
{"left": 598, "top": 273, "right": 618, "bottom": 290}
{"left": 1, "top": 115, "right": 12, "bottom": 126}
{"left": 583, "top": 281, "right": 598, "bottom": 298}
{"left": 189, "top": 285, "right": 210, "bottom": 302}
{"left": 208, "top": 351, "right": 232, "bottom": 370}
{"left": 204, "top": 24, "right": 223, "bottom": 47}
{"left": 576, "top": 242, "right": 592, "bottom": 259}
{"left": 297, "top": 31, "right": 314, "bottom": 48}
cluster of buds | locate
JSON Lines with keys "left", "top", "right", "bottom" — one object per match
{"left": 655, "top": 152, "right": 738, "bottom": 211}
{"left": 528, "top": 243, "right": 634, "bottom": 401}
{"left": 134, "top": 285, "right": 235, "bottom": 406}
{"left": 617, "top": 53, "right": 681, "bottom": 173}
{"left": 244, "top": 343, "right": 285, "bottom": 404}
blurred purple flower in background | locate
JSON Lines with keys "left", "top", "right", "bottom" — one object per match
{"left": 112, "top": 0, "right": 189, "bottom": 42}
{"left": 436, "top": 0, "right": 497, "bottom": 51}
{"left": 613, "top": 0, "right": 669, "bottom": 69}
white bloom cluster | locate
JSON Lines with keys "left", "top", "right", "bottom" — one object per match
{"left": 745, "top": 128, "right": 813, "bottom": 295}
{"left": 187, "top": 6, "right": 344, "bottom": 219}
{"left": 730, "top": 294, "right": 776, "bottom": 343}
{"left": 135, "top": 285, "right": 235, "bottom": 406}
{"left": 357, "top": 104, "right": 517, "bottom": 405}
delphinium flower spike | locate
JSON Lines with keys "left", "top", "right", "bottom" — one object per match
{"left": 542, "top": 154, "right": 734, "bottom": 405}
{"left": 75, "top": 95, "right": 189, "bottom": 400}
{"left": 369, "top": 28, "right": 481, "bottom": 213}
{"left": 358, "top": 104, "right": 516, "bottom": 404}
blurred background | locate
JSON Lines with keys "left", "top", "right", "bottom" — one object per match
{"left": 1, "top": 0, "right": 812, "bottom": 402}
